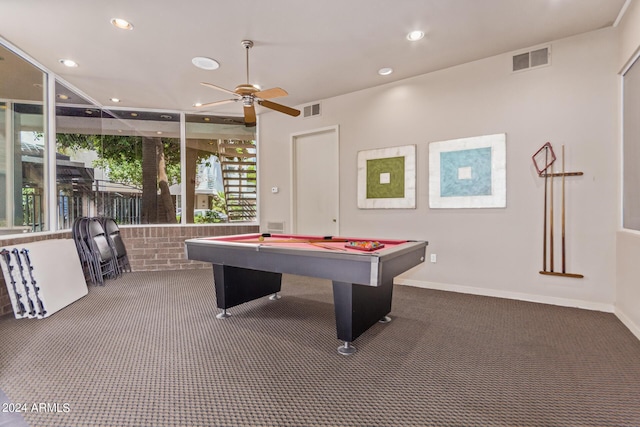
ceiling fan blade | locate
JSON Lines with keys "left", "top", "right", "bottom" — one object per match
{"left": 200, "top": 82, "right": 239, "bottom": 97}
{"left": 244, "top": 104, "right": 257, "bottom": 126}
{"left": 197, "top": 99, "right": 239, "bottom": 108}
{"left": 258, "top": 99, "right": 301, "bottom": 117}
{"left": 254, "top": 87, "right": 288, "bottom": 99}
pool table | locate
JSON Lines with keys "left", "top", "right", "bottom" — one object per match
{"left": 185, "top": 233, "right": 427, "bottom": 355}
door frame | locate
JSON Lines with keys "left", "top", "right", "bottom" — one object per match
{"left": 290, "top": 125, "right": 340, "bottom": 235}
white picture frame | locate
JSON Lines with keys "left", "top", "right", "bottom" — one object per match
{"left": 429, "top": 134, "right": 506, "bottom": 208}
{"left": 357, "top": 145, "right": 416, "bottom": 209}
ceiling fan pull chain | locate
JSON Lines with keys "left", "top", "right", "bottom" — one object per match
{"left": 246, "top": 43, "right": 249, "bottom": 84}
{"left": 242, "top": 39, "right": 253, "bottom": 84}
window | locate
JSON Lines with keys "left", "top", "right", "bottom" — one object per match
{"left": 100, "top": 109, "right": 181, "bottom": 225}
{"left": 623, "top": 56, "right": 640, "bottom": 231}
{"left": 1, "top": 40, "right": 258, "bottom": 235}
{"left": 55, "top": 82, "right": 100, "bottom": 228}
{"left": 0, "top": 44, "right": 48, "bottom": 235}
{"left": 185, "top": 114, "right": 257, "bottom": 223}
{"left": 55, "top": 102, "right": 182, "bottom": 225}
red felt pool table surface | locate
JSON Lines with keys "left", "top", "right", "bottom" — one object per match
{"left": 201, "top": 233, "right": 409, "bottom": 253}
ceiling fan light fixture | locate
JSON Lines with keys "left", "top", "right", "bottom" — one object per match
{"left": 407, "top": 30, "right": 425, "bottom": 41}
{"left": 192, "top": 56, "right": 220, "bottom": 71}
{"left": 111, "top": 18, "right": 134, "bottom": 30}
{"left": 378, "top": 67, "right": 393, "bottom": 76}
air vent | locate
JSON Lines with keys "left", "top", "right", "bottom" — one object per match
{"left": 512, "top": 46, "right": 550, "bottom": 72}
{"left": 303, "top": 103, "right": 321, "bottom": 118}
{"left": 266, "top": 221, "right": 285, "bottom": 233}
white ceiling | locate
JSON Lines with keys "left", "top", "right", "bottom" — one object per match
{"left": 0, "top": 0, "right": 628, "bottom": 117}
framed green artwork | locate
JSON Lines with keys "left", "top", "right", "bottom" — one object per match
{"left": 357, "top": 145, "right": 416, "bottom": 209}
{"left": 429, "top": 133, "right": 506, "bottom": 208}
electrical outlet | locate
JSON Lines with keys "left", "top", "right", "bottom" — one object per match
{"left": 430, "top": 254, "right": 437, "bottom": 263}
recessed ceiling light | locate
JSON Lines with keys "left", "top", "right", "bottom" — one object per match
{"left": 406, "top": 30, "right": 425, "bottom": 41}
{"left": 85, "top": 110, "right": 93, "bottom": 115}
{"left": 130, "top": 112, "right": 138, "bottom": 117}
{"left": 160, "top": 114, "right": 172, "bottom": 119}
{"left": 156, "top": 131, "right": 163, "bottom": 135}
{"left": 57, "top": 94, "right": 70, "bottom": 100}
{"left": 192, "top": 56, "right": 220, "bottom": 70}
{"left": 59, "top": 59, "right": 78, "bottom": 68}
{"left": 378, "top": 67, "right": 393, "bottom": 76}
{"left": 193, "top": 102, "right": 203, "bottom": 107}
{"left": 110, "top": 98, "right": 121, "bottom": 103}
{"left": 111, "top": 18, "right": 134, "bottom": 30}
{"left": 203, "top": 117, "right": 211, "bottom": 122}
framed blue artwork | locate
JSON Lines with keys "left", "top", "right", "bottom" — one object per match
{"left": 429, "top": 134, "right": 506, "bottom": 208}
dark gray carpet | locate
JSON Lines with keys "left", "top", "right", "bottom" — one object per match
{"left": 1, "top": 269, "right": 639, "bottom": 427}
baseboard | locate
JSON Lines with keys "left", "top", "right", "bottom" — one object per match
{"left": 395, "top": 278, "right": 615, "bottom": 313}
{"left": 614, "top": 307, "right": 640, "bottom": 341}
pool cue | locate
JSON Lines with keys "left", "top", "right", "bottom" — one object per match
{"left": 561, "top": 145, "right": 566, "bottom": 274}
{"left": 309, "top": 242, "right": 347, "bottom": 251}
{"left": 542, "top": 147, "right": 548, "bottom": 272}
{"left": 244, "top": 238, "right": 349, "bottom": 244}
{"left": 549, "top": 165, "right": 554, "bottom": 272}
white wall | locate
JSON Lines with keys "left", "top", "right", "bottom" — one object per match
{"left": 616, "top": 0, "right": 640, "bottom": 339}
{"left": 259, "top": 28, "right": 619, "bottom": 310}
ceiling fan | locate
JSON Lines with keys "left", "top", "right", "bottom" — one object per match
{"left": 197, "top": 40, "right": 301, "bottom": 127}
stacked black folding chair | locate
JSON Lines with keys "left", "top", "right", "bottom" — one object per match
{"left": 72, "top": 217, "right": 97, "bottom": 284}
{"left": 98, "top": 216, "right": 131, "bottom": 275}
{"left": 71, "top": 216, "right": 129, "bottom": 286}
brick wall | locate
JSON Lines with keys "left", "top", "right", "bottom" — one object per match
{"left": 0, "top": 224, "right": 258, "bottom": 317}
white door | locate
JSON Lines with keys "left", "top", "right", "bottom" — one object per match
{"left": 292, "top": 126, "right": 339, "bottom": 236}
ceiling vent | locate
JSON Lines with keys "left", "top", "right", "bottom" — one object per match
{"left": 512, "top": 45, "right": 550, "bottom": 72}
{"left": 303, "top": 103, "right": 321, "bottom": 118}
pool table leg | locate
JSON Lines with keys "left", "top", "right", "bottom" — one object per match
{"left": 332, "top": 279, "right": 394, "bottom": 355}
{"left": 216, "top": 309, "right": 231, "bottom": 319}
{"left": 212, "top": 264, "right": 282, "bottom": 318}
{"left": 338, "top": 341, "right": 357, "bottom": 356}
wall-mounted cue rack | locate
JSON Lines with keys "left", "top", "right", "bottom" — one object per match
{"left": 532, "top": 143, "right": 584, "bottom": 279}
